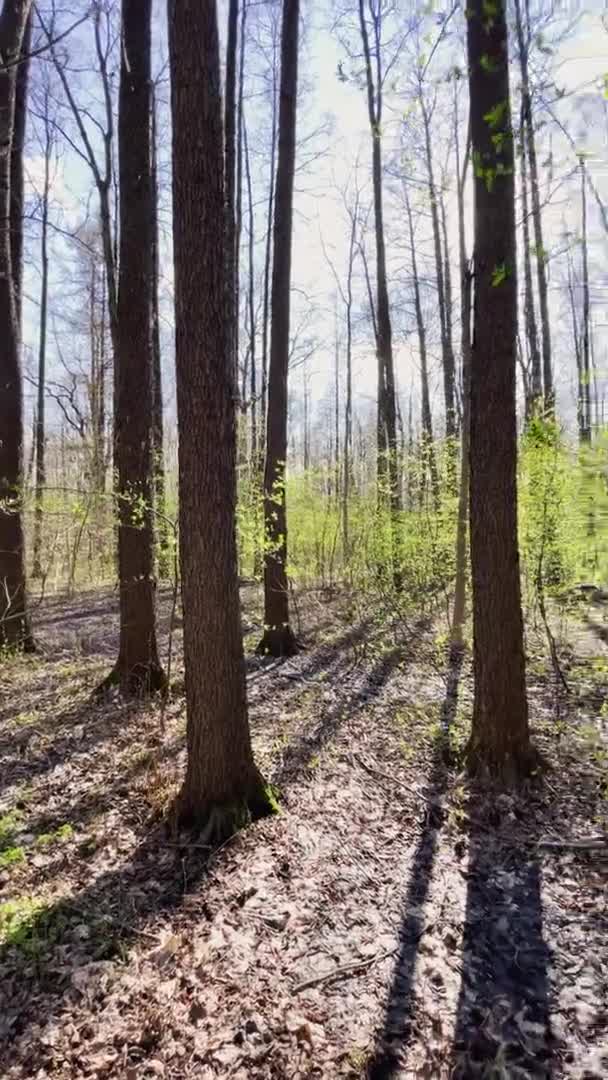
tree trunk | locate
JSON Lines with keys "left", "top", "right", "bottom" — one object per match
{"left": 243, "top": 110, "right": 257, "bottom": 465}
{"left": 421, "top": 97, "right": 456, "bottom": 448}
{"left": 451, "top": 101, "right": 471, "bottom": 653}
{"left": 580, "top": 160, "right": 591, "bottom": 443}
{"left": 357, "top": 0, "right": 401, "bottom": 590}
{"left": 514, "top": 0, "right": 552, "bottom": 410}
{"left": 150, "top": 87, "right": 170, "bottom": 576}
{"left": 0, "top": 0, "right": 34, "bottom": 651}
{"left": 224, "top": 0, "right": 239, "bottom": 388}
{"left": 234, "top": 0, "right": 247, "bottom": 418}
{"left": 466, "top": 0, "right": 534, "bottom": 779}
{"left": 260, "top": 36, "right": 278, "bottom": 460}
{"left": 257, "top": 0, "right": 301, "bottom": 657}
{"left": 99, "top": 0, "right": 165, "bottom": 695}
{"left": 342, "top": 206, "right": 356, "bottom": 559}
{"left": 32, "top": 81, "right": 51, "bottom": 581}
{"left": 519, "top": 100, "right": 541, "bottom": 416}
{"left": 404, "top": 185, "right": 439, "bottom": 509}
{"left": 168, "top": 0, "right": 273, "bottom": 836}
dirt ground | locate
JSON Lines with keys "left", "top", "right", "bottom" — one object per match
{"left": 0, "top": 585, "right": 607, "bottom": 1079}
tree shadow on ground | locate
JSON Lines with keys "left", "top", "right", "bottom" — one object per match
{"left": 449, "top": 807, "right": 554, "bottom": 1078}
{"left": 0, "top": 615, "right": 396, "bottom": 1060}
{"left": 0, "top": 608, "right": 439, "bottom": 1065}
{"left": 0, "top": 695, "right": 157, "bottom": 799}
{"left": 585, "top": 616, "right": 608, "bottom": 646}
{"left": 273, "top": 614, "right": 433, "bottom": 789}
{"left": 365, "top": 646, "right": 461, "bottom": 1079}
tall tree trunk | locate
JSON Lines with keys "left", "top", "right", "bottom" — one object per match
{"left": 257, "top": 0, "right": 301, "bottom": 657}
{"left": 260, "top": 37, "right": 278, "bottom": 459}
{"left": 357, "top": 0, "right": 401, "bottom": 589}
{"left": 342, "top": 208, "right": 355, "bottom": 559}
{"left": 519, "top": 100, "right": 541, "bottom": 416}
{"left": 514, "top": 0, "right": 552, "bottom": 410}
{"left": 0, "top": 0, "right": 34, "bottom": 651}
{"left": 466, "top": 0, "right": 534, "bottom": 779}
{"left": 404, "top": 185, "right": 439, "bottom": 509}
{"left": 234, "top": 0, "right": 246, "bottom": 405}
{"left": 580, "top": 159, "right": 591, "bottom": 443}
{"left": 150, "top": 87, "right": 170, "bottom": 575}
{"left": 451, "top": 102, "right": 471, "bottom": 653}
{"left": 99, "top": 0, "right": 165, "bottom": 695}
{"left": 421, "top": 96, "right": 456, "bottom": 448}
{"left": 32, "top": 82, "right": 51, "bottom": 581}
{"left": 567, "top": 252, "right": 584, "bottom": 444}
{"left": 243, "top": 115, "right": 257, "bottom": 465}
{"left": 9, "top": 6, "right": 30, "bottom": 325}
{"left": 224, "top": 0, "right": 238, "bottom": 388}
{"left": 168, "top": 0, "right": 273, "bottom": 835}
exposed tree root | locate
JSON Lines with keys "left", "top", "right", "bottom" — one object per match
{"left": 465, "top": 737, "right": 544, "bottom": 786}
{"left": 94, "top": 661, "right": 167, "bottom": 700}
{"left": 174, "top": 776, "right": 278, "bottom": 846}
{"left": 255, "top": 624, "right": 302, "bottom": 658}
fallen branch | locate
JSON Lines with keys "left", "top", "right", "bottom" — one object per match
{"left": 538, "top": 836, "right": 607, "bottom": 851}
{"left": 293, "top": 946, "right": 397, "bottom": 994}
{"left": 352, "top": 752, "right": 432, "bottom": 802}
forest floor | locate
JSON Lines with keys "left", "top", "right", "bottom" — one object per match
{"left": 0, "top": 584, "right": 607, "bottom": 1079}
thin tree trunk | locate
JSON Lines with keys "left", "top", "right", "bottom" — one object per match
{"left": 405, "top": 185, "right": 439, "bottom": 509}
{"left": 451, "top": 104, "right": 472, "bottom": 652}
{"left": 99, "top": 0, "right": 165, "bottom": 695}
{"left": 466, "top": 0, "right": 534, "bottom": 778}
{"left": 0, "top": 0, "right": 34, "bottom": 651}
{"left": 580, "top": 159, "right": 591, "bottom": 443}
{"left": 357, "top": 0, "right": 401, "bottom": 589}
{"left": 224, "top": 0, "right": 238, "bottom": 388}
{"left": 243, "top": 113, "right": 257, "bottom": 465}
{"left": 234, "top": 0, "right": 246, "bottom": 402}
{"left": 519, "top": 100, "right": 541, "bottom": 415}
{"left": 421, "top": 96, "right": 456, "bottom": 447}
{"left": 32, "top": 83, "right": 51, "bottom": 581}
{"left": 514, "top": 0, "right": 553, "bottom": 410}
{"left": 334, "top": 317, "right": 340, "bottom": 505}
{"left": 168, "top": 0, "right": 273, "bottom": 835}
{"left": 343, "top": 207, "right": 355, "bottom": 557}
{"left": 567, "top": 252, "right": 584, "bottom": 444}
{"left": 150, "top": 86, "right": 170, "bottom": 575}
{"left": 257, "top": 0, "right": 301, "bottom": 657}
{"left": 440, "top": 185, "right": 456, "bottom": 439}
{"left": 260, "top": 39, "right": 278, "bottom": 459}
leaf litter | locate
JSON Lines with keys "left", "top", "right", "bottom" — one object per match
{"left": 0, "top": 585, "right": 606, "bottom": 1078}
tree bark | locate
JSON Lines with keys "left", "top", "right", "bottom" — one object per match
{"left": 257, "top": 0, "right": 301, "bottom": 657}
{"left": 0, "top": 0, "right": 33, "bottom": 651}
{"left": 357, "top": 0, "right": 401, "bottom": 589}
{"left": 224, "top": 0, "right": 239, "bottom": 388}
{"left": 168, "top": 0, "right": 273, "bottom": 835}
{"left": 513, "top": 0, "right": 552, "bottom": 410}
{"left": 404, "top": 184, "right": 439, "bottom": 509}
{"left": 451, "top": 100, "right": 471, "bottom": 652}
{"left": 580, "top": 159, "right": 591, "bottom": 443}
{"left": 421, "top": 96, "right": 456, "bottom": 447}
{"left": 518, "top": 100, "right": 541, "bottom": 416}
{"left": 99, "top": 0, "right": 165, "bottom": 695}
{"left": 32, "top": 77, "right": 51, "bottom": 581}
{"left": 243, "top": 113, "right": 257, "bottom": 465}
{"left": 260, "top": 28, "right": 278, "bottom": 458}
{"left": 150, "top": 86, "right": 170, "bottom": 576}
{"left": 466, "top": 0, "right": 534, "bottom": 779}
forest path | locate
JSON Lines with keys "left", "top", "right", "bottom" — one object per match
{"left": 0, "top": 587, "right": 606, "bottom": 1078}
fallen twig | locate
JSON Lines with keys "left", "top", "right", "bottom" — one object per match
{"left": 538, "top": 836, "right": 607, "bottom": 851}
{"left": 293, "top": 946, "right": 397, "bottom": 994}
{"left": 352, "top": 752, "right": 432, "bottom": 802}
